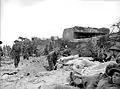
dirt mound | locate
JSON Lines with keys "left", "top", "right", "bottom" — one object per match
{"left": 0, "top": 56, "right": 71, "bottom": 89}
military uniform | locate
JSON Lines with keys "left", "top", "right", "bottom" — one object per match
{"left": 96, "top": 81, "right": 120, "bottom": 89}
{"left": 0, "top": 46, "right": 3, "bottom": 67}
{"left": 22, "top": 45, "right": 29, "bottom": 60}
{"left": 96, "top": 65, "right": 120, "bottom": 89}
{"left": 0, "top": 41, "right": 3, "bottom": 67}
{"left": 88, "top": 64, "right": 120, "bottom": 89}
{"left": 69, "top": 63, "right": 118, "bottom": 89}
{"left": 48, "top": 41, "right": 54, "bottom": 52}
{"left": 11, "top": 40, "right": 21, "bottom": 68}
{"left": 47, "top": 51, "right": 58, "bottom": 71}
{"left": 44, "top": 45, "right": 49, "bottom": 55}
{"left": 109, "top": 45, "right": 120, "bottom": 62}
{"left": 62, "top": 49, "right": 71, "bottom": 57}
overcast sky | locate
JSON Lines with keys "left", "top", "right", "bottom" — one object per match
{"left": 1, "top": 0, "right": 120, "bottom": 46}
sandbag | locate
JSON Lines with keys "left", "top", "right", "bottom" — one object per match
{"left": 66, "top": 58, "right": 98, "bottom": 71}
{"left": 57, "top": 55, "right": 79, "bottom": 63}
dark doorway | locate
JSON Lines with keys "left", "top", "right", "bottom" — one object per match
{"left": 74, "top": 32, "right": 104, "bottom": 39}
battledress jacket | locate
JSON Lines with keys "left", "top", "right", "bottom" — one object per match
{"left": 86, "top": 74, "right": 120, "bottom": 89}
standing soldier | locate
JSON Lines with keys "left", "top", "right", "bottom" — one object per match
{"left": 0, "top": 41, "right": 3, "bottom": 67}
{"left": 22, "top": 44, "right": 29, "bottom": 60}
{"left": 11, "top": 40, "right": 21, "bottom": 68}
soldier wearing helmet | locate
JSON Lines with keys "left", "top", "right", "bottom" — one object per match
{"left": 109, "top": 45, "right": 120, "bottom": 62}
{"left": 11, "top": 40, "right": 21, "bottom": 68}
{"left": 47, "top": 50, "right": 58, "bottom": 71}
{"left": 96, "top": 64, "right": 120, "bottom": 89}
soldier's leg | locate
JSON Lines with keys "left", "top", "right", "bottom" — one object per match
{"left": 0, "top": 55, "right": 1, "bottom": 67}
{"left": 14, "top": 56, "right": 17, "bottom": 68}
{"left": 16, "top": 55, "right": 20, "bottom": 67}
{"left": 14, "top": 55, "right": 20, "bottom": 68}
{"left": 48, "top": 60, "right": 54, "bottom": 71}
{"left": 48, "top": 60, "right": 52, "bottom": 71}
{"left": 53, "top": 58, "right": 57, "bottom": 66}
{"left": 51, "top": 61, "right": 54, "bottom": 70}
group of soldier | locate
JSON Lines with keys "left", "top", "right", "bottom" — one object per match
{"left": 0, "top": 39, "right": 70, "bottom": 70}
{"left": 36, "top": 44, "right": 120, "bottom": 89}
{"left": 10, "top": 40, "right": 32, "bottom": 68}
{"left": 0, "top": 39, "right": 120, "bottom": 89}
{"left": 42, "top": 44, "right": 120, "bottom": 89}
{"left": 0, "top": 40, "right": 31, "bottom": 68}
{"left": 46, "top": 42, "right": 120, "bottom": 72}
{"left": 67, "top": 44, "right": 120, "bottom": 89}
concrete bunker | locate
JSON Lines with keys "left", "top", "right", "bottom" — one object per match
{"left": 63, "top": 26, "right": 110, "bottom": 41}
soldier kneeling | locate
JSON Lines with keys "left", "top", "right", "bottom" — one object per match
{"left": 47, "top": 51, "right": 58, "bottom": 71}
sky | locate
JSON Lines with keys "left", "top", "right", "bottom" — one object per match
{"left": 1, "top": 0, "right": 120, "bottom": 46}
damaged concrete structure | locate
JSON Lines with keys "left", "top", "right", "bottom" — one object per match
{"left": 63, "top": 26, "right": 110, "bottom": 42}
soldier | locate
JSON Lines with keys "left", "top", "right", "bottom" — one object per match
{"left": 62, "top": 45, "right": 71, "bottom": 57}
{"left": 109, "top": 45, "right": 120, "bottom": 61}
{"left": 48, "top": 41, "right": 54, "bottom": 52}
{"left": 22, "top": 44, "right": 29, "bottom": 60}
{"left": 62, "top": 49, "right": 71, "bottom": 57}
{"left": 96, "top": 64, "right": 120, "bottom": 89}
{"left": 44, "top": 45, "right": 49, "bottom": 55}
{"left": 0, "top": 41, "right": 3, "bottom": 67}
{"left": 69, "top": 62, "right": 118, "bottom": 89}
{"left": 85, "top": 63, "right": 119, "bottom": 89}
{"left": 47, "top": 51, "right": 58, "bottom": 71}
{"left": 11, "top": 40, "right": 21, "bottom": 68}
